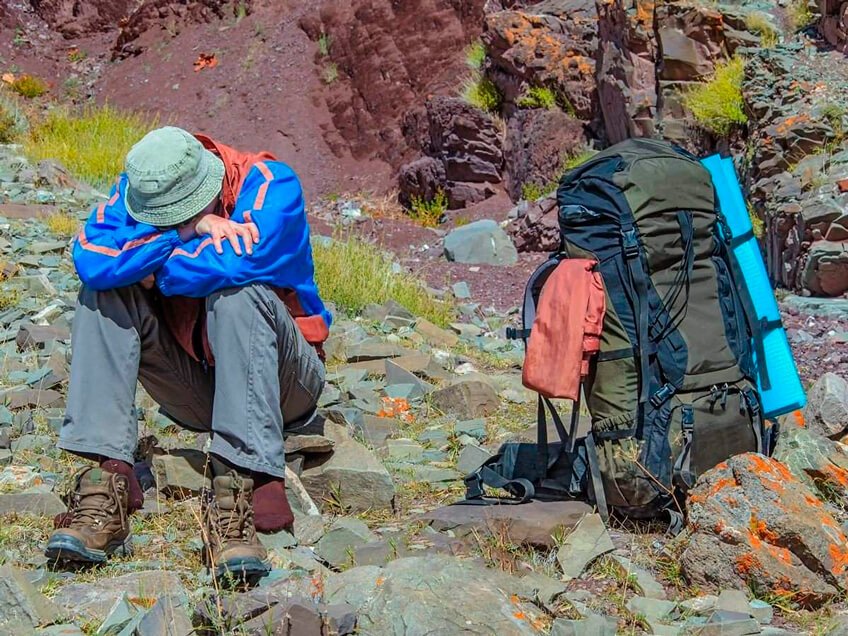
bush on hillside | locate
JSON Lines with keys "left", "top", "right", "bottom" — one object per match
{"left": 24, "top": 105, "right": 157, "bottom": 189}
{"left": 517, "top": 86, "right": 557, "bottom": 110}
{"left": 683, "top": 57, "right": 748, "bottom": 136}
{"left": 462, "top": 75, "right": 501, "bottom": 113}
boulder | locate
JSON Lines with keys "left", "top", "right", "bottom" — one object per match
{"left": 774, "top": 424, "right": 848, "bottom": 509}
{"left": 54, "top": 571, "right": 186, "bottom": 622}
{"left": 0, "top": 492, "right": 65, "bottom": 517}
{"left": 316, "top": 518, "right": 378, "bottom": 568}
{"left": 556, "top": 513, "right": 615, "bottom": 580}
{"left": 680, "top": 453, "right": 848, "bottom": 607}
{"left": 801, "top": 241, "right": 848, "bottom": 297}
{"left": 151, "top": 450, "right": 210, "bottom": 498}
{"left": 504, "top": 109, "right": 586, "bottom": 202}
{"left": 443, "top": 220, "right": 518, "bottom": 266}
{"left": 423, "top": 499, "right": 592, "bottom": 548}
{"left": 397, "top": 157, "right": 447, "bottom": 209}
{"left": 431, "top": 380, "right": 500, "bottom": 418}
{"left": 483, "top": 0, "right": 598, "bottom": 118}
{"left": 509, "top": 193, "right": 560, "bottom": 252}
{"left": 804, "top": 373, "right": 848, "bottom": 438}
{"left": 0, "top": 565, "right": 60, "bottom": 629}
{"left": 285, "top": 434, "right": 335, "bottom": 455}
{"left": 325, "top": 556, "right": 545, "bottom": 635}
{"left": 300, "top": 424, "right": 395, "bottom": 513}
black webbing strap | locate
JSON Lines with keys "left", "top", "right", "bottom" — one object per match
{"left": 585, "top": 432, "right": 609, "bottom": 524}
{"left": 462, "top": 463, "right": 535, "bottom": 505}
{"left": 622, "top": 225, "right": 651, "bottom": 405}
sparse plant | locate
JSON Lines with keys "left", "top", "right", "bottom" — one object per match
{"left": 465, "top": 41, "right": 486, "bottom": 70}
{"left": 311, "top": 234, "right": 455, "bottom": 326}
{"left": 517, "top": 86, "right": 557, "bottom": 110}
{"left": 235, "top": 0, "right": 248, "bottom": 22}
{"left": 682, "top": 57, "right": 748, "bottom": 136}
{"left": 821, "top": 102, "right": 846, "bottom": 142}
{"left": 745, "top": 12, "right": 779, "bottom": 48}
{"left": 0, "top": 103, "right": 18, "bottom": 143}
{"left": 46, "top": 211, "right": 80, "bottom": 238}
{"left": 24, "top": 104, "right": 157, "bottom": 189}
{"left": 461, "top": 74, "right": 501, "bottom": 113}
{"left": 787, "top": 0, "right": 816, "bottom": 31}
{"left": 408, "top": 189, "right": 447, "bottom": 228}
{"left": 8, "top": 74, "right": 48, "bottom": 99}
{"left": 67, "top": 47, "right": 87, "bottom": 63}
{"left": 562, "top": 148, "right": 597, "bottom": 172}
{"left": 322, "top": 63, "right": 339, "bottom": 85}
{"left": 318, "top": 31, "right": 332, "bottom": 58}
{"left": 747, "top": 203, "right": 765, "bottom": 239}
{"left": 521, "top": 180, "right": 556, "bottom": 202}
{"left": 0, "top": 287, "right": 20, "bottom": 311}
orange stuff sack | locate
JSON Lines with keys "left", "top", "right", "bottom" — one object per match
{"left": 522, "top": 259, "right": 605, "bottom": 400}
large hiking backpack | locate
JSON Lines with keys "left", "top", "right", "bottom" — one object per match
{"left": 465, "top": 138, "right": 775, "bottom": 523}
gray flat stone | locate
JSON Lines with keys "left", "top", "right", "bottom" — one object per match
{"left": 0, "top": 492, "right": 65, "bottom": 517}
{"left": 557, "top": 514, "right": 614, "bottom": 580}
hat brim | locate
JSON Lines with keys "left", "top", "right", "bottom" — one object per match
{"left": 125, "top": 151, "right": 225, "bottom": 227}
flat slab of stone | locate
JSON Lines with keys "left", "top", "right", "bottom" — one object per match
{"left": 0, "top": 492, "right": 66, "bottom": 517}
{"left": 422, "top": 499, "right": 592, "bottom": 548}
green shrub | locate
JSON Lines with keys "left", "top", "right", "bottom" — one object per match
{"left": 562, "top": 148, "right": 597, "bottom": 171}
{"left": 465, "top": 41, "right": 486, "bottom": 71}
{"left": 312, "top": 235, "right": 455, "bottom": 326}
{"left": 683, "top": 57, "right": 748, "bottom": 136}
{"left": 520, "top": 181, "right": 556, "bottom": 202}
{"left": 787, "top": 0, "right": 815, "bottom": 30}
{"left": 462, "top": 74, "right": 501, "bottom": 113}
{"left": 408, "top": 189, "right": 447, "bottom": 228}
{"left": 821, "top": 102, "right": 846, "bottom": 141}
{"left": 747, "top": 203, "right": 765, "bottom": 239}
{"left": 24, "top": 104, "right": 157, "bottom": 189}
{"left": 9, "top": 74, "right": 48, "bottom": 99}
{"left": 745, "top": 12, "right": 779, "bottom": 48}
{"left": 517, "top": 86, "right": 557, "bottom": 110}
{"left": 318, "top": 31, "right": 332, "bottom": 57}
{"left": 322, "top": 63, "right": 338, "bottom": 84}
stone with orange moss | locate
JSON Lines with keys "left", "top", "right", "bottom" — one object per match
{"left": 774, "top": 424, "right": 848, "bottom": 510}
{"left": 681, "top": 453, "right": 848, "bottom": 608}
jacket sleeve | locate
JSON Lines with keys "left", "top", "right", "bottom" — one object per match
{"left": 73, "top": 178, "right": 182, "bottom": 290}
{"left": 156, "top": 162, "right": 317, "bottom": 300}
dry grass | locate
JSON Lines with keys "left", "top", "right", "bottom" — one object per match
{"left": 45, "top": 211, "right": 81, "bottom": 238}
{"left": 7, "top": 74, "right": 49, "bottom": 99}
{"left": 24, "top": 104, "right": 157, "bottom": 190}
{"left": 312, "top": 234, "right": 455, "bottom": 327}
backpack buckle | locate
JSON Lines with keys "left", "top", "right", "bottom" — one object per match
{"left": 650, "top": 383, "right": 677, "bottom": 408}
{"left": 622, "top": 229, "right": 640, "bottom": 259}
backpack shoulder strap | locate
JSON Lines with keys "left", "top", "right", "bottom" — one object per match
{"left": 506, "top": 255, "right": 562, "bottom": 342}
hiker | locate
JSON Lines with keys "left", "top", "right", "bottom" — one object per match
{"left": 44, "top": 126, "right": 331, "bottom": 582}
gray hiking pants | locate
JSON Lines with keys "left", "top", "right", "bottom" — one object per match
{"left": 58, "top": 283, "right": 325, "bottom": 478}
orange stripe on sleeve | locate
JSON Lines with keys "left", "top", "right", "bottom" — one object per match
{"left": 253, "top": 162, "right": 274, "bottom": 211}
{"left": 95, "top": 203, "right": 106, "bottom": 224}
{"left": 77, "top": 228, "right": 163, "bottom": 258}
{"left": 171, "top": 237, "right": 215, "bottom": 259}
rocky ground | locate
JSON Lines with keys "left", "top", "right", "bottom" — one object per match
{"left": 0, "top": 146, "right": 847, "bottom": 635}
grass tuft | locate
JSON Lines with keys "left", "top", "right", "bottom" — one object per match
{"left": 683, "top": 57, "right": 748, "bottom": 137}
{"left": 517, "top": 86, "right": 557, "bottom": 110}
{"left": 745, "top": 12, "right": 779, "bottom": 47}
{"left": 521, "top": 181, "right": 556, "bottom": 202}
{"left": 562, "top": 148, "right": 597, "bottom": 172}
{"left": 465, "top": 41, "right": 486, "bottom": 71}
{"left": 0, "top": 103, "right": 18, "bottom": 143}
{"left": 408, "top": 189, "right": 447, "bottom": 228}
{"left": 23, "top": 104, "right": 157, "bottom": 189}
{"left": 787, "top": 0, "right": 816, "bottom": 30}
{"left": 312, "top": 234, "right": 455, "bottom": 326}
{"left": 45, "top": 211, "right": 81, "bottom": 238}
{"left": 462, "top": 75, "right": 501, "bottom": 113}
{"left": 8, "top": 74, "right": 48, "bottom": 99}
{"left": 318, "top": 31, "right": 332, "bottom": 58}
{"left": 322, "top": 63, "right": 339, "bottom": 85}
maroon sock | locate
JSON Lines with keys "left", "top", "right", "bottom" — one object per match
{"left": 253, "top": 478, "right": 294, "bottom": 534}
{"left": 101, "top": 459, "right": 144, "bottom": 513}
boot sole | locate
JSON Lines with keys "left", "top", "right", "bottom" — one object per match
{"left": 214, "top": 556, "right": 270, "bottom": 585}
{"left": 45, "top": 533, "right": 132, "bottom": 564}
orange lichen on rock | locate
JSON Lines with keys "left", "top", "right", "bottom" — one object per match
{"left": 829, "top": 543, "right": 848, "bottom": 576}
{"left": 750, "top": 514, "right": 781, "bottom": 544}
{"left": 735, "top": 552, "right": 761, "bottom": 575}
{"left": 690, "top": 475, "right": 737, "bottom": 505}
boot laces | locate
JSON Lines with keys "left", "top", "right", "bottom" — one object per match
{"left": 211, "top": 482, "right": 256, "bottom": 543}
{"left": 68, "top": 472, "right": 122, "bottom": 529}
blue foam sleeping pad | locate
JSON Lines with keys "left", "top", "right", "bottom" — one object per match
{"left": 701, "top": 154, "right": 806, "bottom": 419}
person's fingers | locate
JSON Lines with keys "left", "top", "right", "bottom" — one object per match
{"left": 212, "top": 229, "right": 224, "bottom": 255}
{"left": 246, "top": 222, "right": 260, "bottom": 244}
{"left": 237, "top": 225, "right": 254, "bottom": 255}
{"left": 224, "top": 226, "right": 243, "bottom": 256}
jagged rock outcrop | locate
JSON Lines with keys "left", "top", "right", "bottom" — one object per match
{"left": 399, "top": 97, "right": 503, "bottom": 209}
{"left": 504, "top": 108, "right": 586, "bottom": 201}
{"left": 30, "top": 0, "right": 137, "bottom": 38}
{"left": 483, "top": 0, "right": 599, "bottom": 119}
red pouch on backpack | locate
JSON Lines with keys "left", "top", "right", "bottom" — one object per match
{"left": 522, "top": 259, "right": 605, "bottom": 400}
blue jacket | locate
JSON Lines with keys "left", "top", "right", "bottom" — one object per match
{"left": 73, "top": 160, "right": 332, "bottom": 344}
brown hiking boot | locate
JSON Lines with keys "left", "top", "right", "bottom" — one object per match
{"left": 45, "top": 466, "right": 132, "bottom": 564}
{"left": 202, "top": 472, "right": 269, "bottom": 583}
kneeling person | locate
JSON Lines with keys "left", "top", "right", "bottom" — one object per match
{"left": 45, "top": 127, "right": 330, "bottom": 582}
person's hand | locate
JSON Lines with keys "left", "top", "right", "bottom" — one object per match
{"left": 193, "top": 214, "right": 260, "bottom": 256}
{"left": 140, "top": 274, "right": 155, "bottom": 290}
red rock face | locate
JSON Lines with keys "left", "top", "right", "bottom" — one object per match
{"left": 681, "top": 453, "right": 848, "bottom": 608}
{"left": 483, "top": 0, "right": 598, "bottom": 120}
{"left": 29, "top": 0, "right": 139, "bottom": 38}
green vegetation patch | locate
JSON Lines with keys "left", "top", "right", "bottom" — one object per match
{"left": 408, "top": 189, "right": 448, "bottom": 228}
{"left": 465, "top": 41, "right": 486, "bottom": 71}
{"left": 23, "top": 104, "right": 157, "bottom": 189}
{"left": 517, "top": 86, "right": 557, "bottom": 110}
{"left": 312, "top": 234, "right": 455, "bottom": 327}
{"left": 462, "top": 75, "right": 501, "bottom": 113}
{"left": 683, "top": 57, "right": 748, "bottom": 136}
